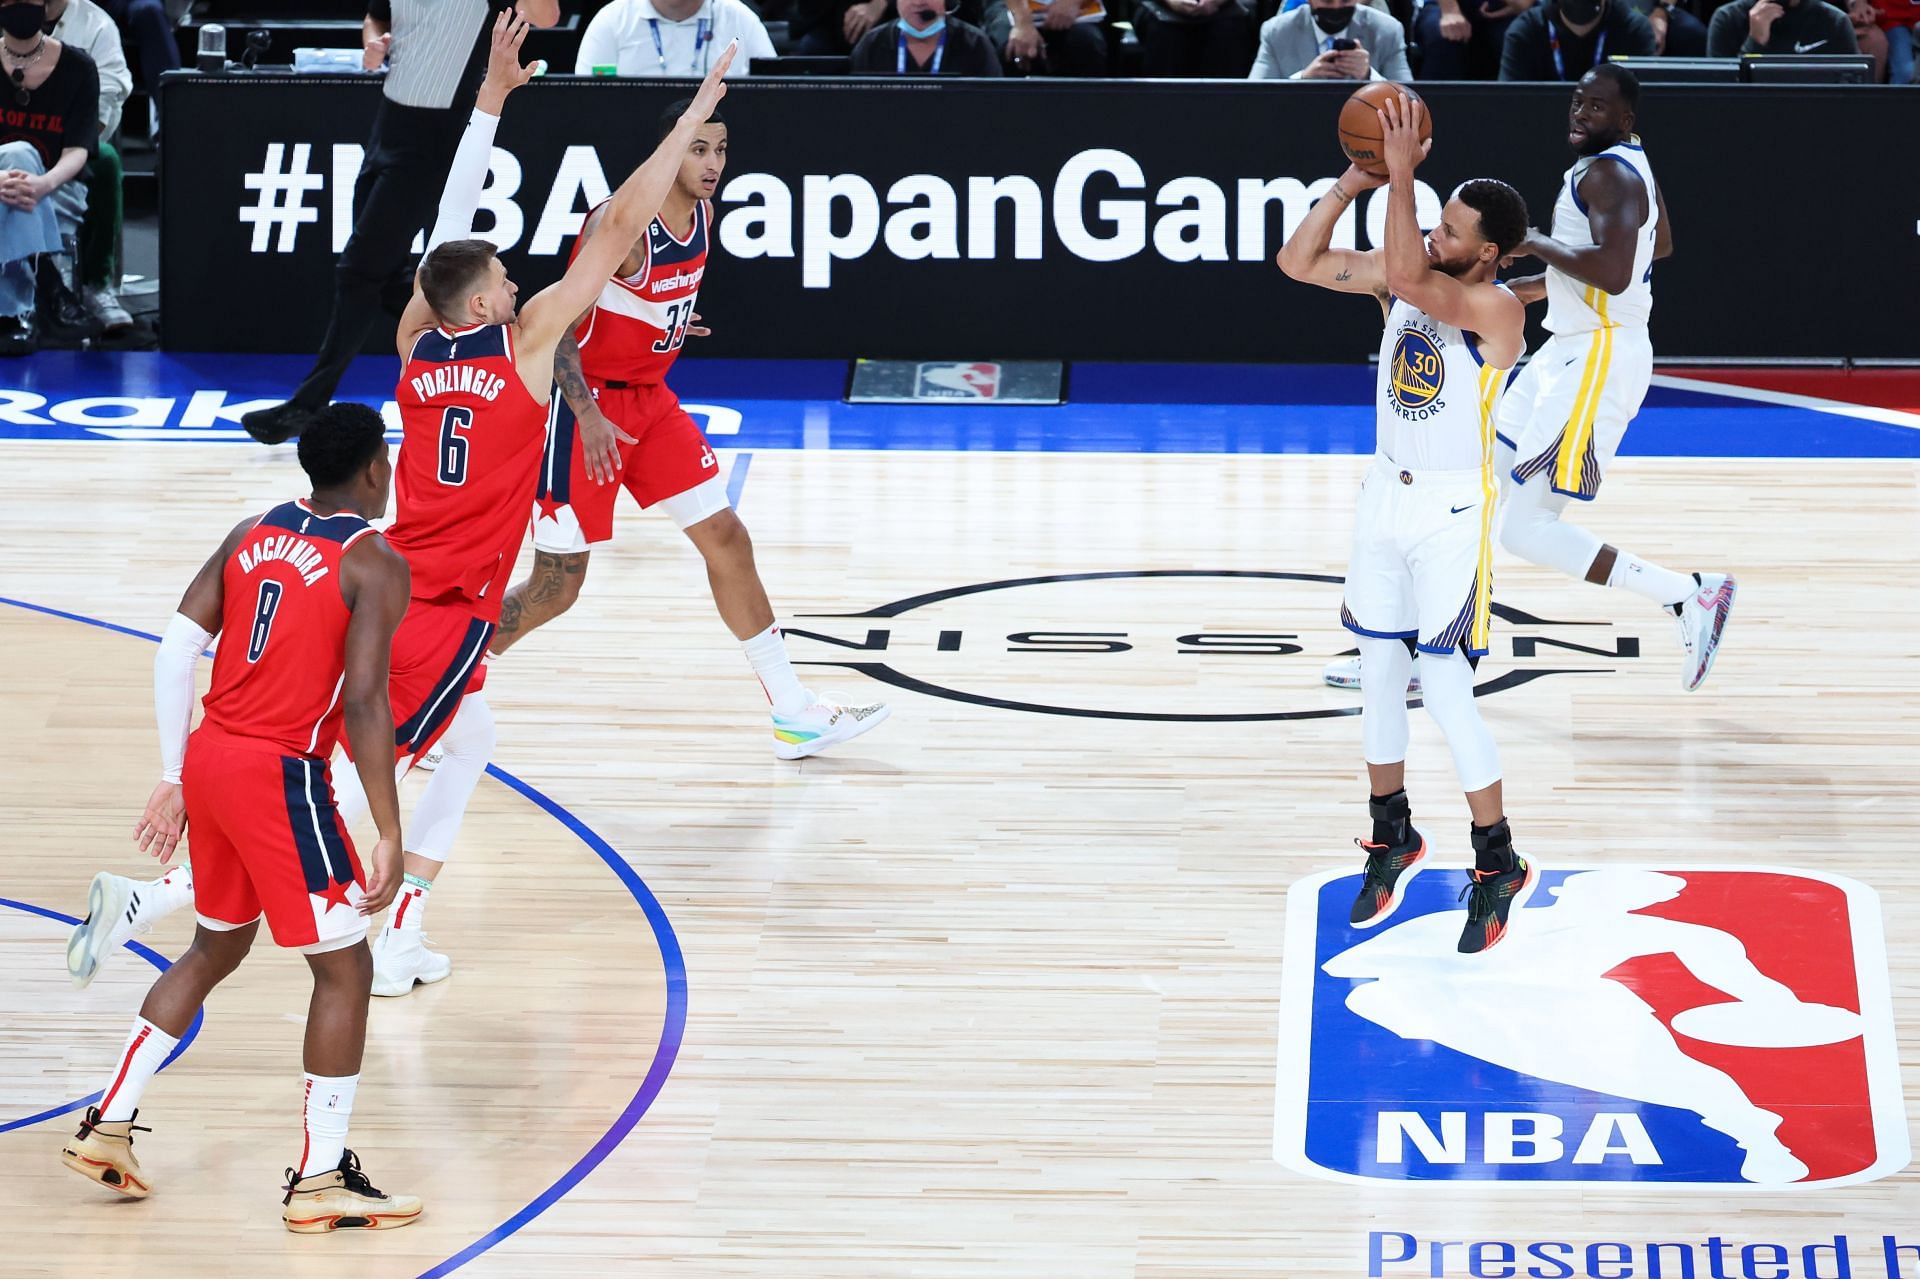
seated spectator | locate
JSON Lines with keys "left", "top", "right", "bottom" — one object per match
{"left": 1849, "top": 0, "right": 1888, "bottom": 77}
{"left": 790, "top": 0, "right": 890, "bottom": 53}
{"left": 46, "top": 0, "right": 131, "bottom": 333}
{"left": 1872, "top": 0, "right": 1917, "bottom": 80}
{"left": 1132, "top": 0, "right": 1257, "bottom": 78}
{"left": 851, "top": 0, "right": 1005, "bottom": 70}
{"left": 1627, "top": 0, "right": 1707, "bottom": 53}
{"left": 94, "top": 0, "right": 171, "bottom": 136}
{"left": 1417, "top": 0, "right": 1533, "bottom": 79}
{"left": 1500, "top": 0, "right": 1654, "bottom": 79}
{"left": 1706, "top": 0, "right": 1857, "bottom": 56}
{"left": 985, "top": 0, "right": 1109, "bottom": 73}
{"left": 576, "top": 0, "right": 776, "bottom": 74}
{"left": 0, "top": 0, "right": 98, "bottom": 354}
{"left": 1251, "top": 0, "right": 1410, "bottom": 77}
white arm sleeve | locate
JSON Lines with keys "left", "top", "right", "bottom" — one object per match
{"left": 155, "top": 612, "right": 214, "bottom": 784}
{"left": 425, "top": 107, "right": 502, "bottom": 253}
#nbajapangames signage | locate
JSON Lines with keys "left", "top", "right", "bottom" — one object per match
{"left": 1274, "top": 865, "right": 1908, "bottom": 1188}
{"left": 160, "top": 77, "right": 1920, "bottom": 361}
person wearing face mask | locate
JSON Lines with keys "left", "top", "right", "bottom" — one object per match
{"left": 850, "top": 0, "right": 1005, "bottom": 72}
{"left": 1251, "top": 0, "right": 1410, "bottom": 79}
{"left": 0, "top": 0, "right": 99, "bottom": 355}
{"left": 1498, "top": 0, "right": 1654, "bottom": 80}
{"left": 1706, "top": 0, "right": 1857, "bottom": 57}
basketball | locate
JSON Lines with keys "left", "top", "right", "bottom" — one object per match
{"left": 1338, "top": 82, "right": 1430, "bottom": 176}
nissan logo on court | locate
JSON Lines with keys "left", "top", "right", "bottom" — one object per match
{"left": 784, "top": 571, "right": 1642, "bottom": 723}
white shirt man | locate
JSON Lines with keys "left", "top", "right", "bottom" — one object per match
{"left": 576, "top": 0, "right": 777, "bottom": 77}
{"left": 47, "top": 0, "right": 132, "bottom": 137}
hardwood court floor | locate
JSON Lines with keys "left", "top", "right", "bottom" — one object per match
{"left": 2, "top": 440, "right": 1917, "bottom": 1278}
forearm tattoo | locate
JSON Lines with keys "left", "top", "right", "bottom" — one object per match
{"left": 554, "top": 335, "right": 595, "bottom": 415}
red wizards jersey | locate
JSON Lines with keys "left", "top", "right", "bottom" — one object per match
{"left": 201, "top": 500, "right": 379, "bottom": 758}
{"left": 388, "top": 322, "right": 551, "bottom": 623}
{"left": 572, "top": 199, "right": 710, "bottom": 386}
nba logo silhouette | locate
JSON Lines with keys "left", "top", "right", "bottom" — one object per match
{"left": 1274, "top": 865, "right": 1908, "bottom": 1188}
{"left": 915, "top": 362, "right": 1002, "bottom": 400}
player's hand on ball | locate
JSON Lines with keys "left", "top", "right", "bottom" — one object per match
{"left": 134, "top": 780, "right": 187, "bottom": 864}
{"left": 360, "top": 834, "right": 405, "bottom": 916}
{"left": 1339, "top": 163, "right": 1388, "bottom": 194}
{"left": 1376, "top": 94, "right": 1430, "bottom": 179}
{"left": 579, "top": 406, "right": 637, "bottom": 486}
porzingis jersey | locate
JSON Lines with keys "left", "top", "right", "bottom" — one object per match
{"left": 201, "top": 499, "right": 378, "bottom": 758}
{"left": 573, "top": 199, "right": 710, "bottom": 387}
{"left": 389, "top": 322, "right": 551, "bottom": 622}
{"left": 1375, "top": 295, "right": 1509, "bottom": 474}
{"left": 1545, "top": 138, "right": 1657, "bottom": 335}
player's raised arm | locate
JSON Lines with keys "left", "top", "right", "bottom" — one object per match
{"left": 337, "top": 535, "right": 410, "bottom": 914}
{"left": 1377, "top": 97, "right": 1524, "bottom": 369}
{"left": 516, "top": 41, "right": 737, "bottom": 358}
{"left": 1515, "top": 158, "right": 1650, "bottom": 298}
{"left": 1276, "top": 164, "right": 1389, "bottom": 308}
{"left": 397, "top": 9, "right": 537, "bottom": 357}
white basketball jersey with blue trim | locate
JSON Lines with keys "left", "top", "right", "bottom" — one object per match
{"left": 1375, "top": 297, "right": 1508, "bottom": 474}
{"left": 1544, "top": 138, "right": 1657, "bottom": 335}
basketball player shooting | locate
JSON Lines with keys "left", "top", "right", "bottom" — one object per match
{"left": 59, "top": 404, "right": 425, "bottom": 1232}
{"left": 1278, "top": 94, "right": 1538, "bottom": 954}
{"left": 484, "top": 102, "right": 890, "bottom": 761}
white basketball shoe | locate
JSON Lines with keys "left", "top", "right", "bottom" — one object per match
{"left": 371, "top": 929, "right": 451, "bottom": 997}
{"left": 1322, "top": 655, "right": 1421, "bottom": 697}
{"left": 772, "top": 692, "right": 891, "bottom": 760}
{"left": 67, "top": 872, "right": 151, "bottom": 989}
{"left": 1675, "top": 573, "right": 1737, "bottom": 692}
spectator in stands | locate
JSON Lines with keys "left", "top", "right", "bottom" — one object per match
{"left": 1626, "top": 0, "right": 1707, "bottom": 53}
{"left": 851, "top": 0, "right": 1004, "bottom": 71}
{"left": 576, "top": 0, "right": 776, "bottom": 75}
{"left": 1251, "top": 0, "right": 1410, "bottom": 77}
{"left": 1870, "top": 0, "right": 1917, "bottom": 80}
{"left": 790, "top": 0, "right": 887, "bottom": 53}
{"left": 1500, "top": 0, "right": 1654, "bottom": 79}
{"left": 0, "top": 0, "right": 98, "bottom": 354}
{"left": 986, "top": 0, "right": 1108, "bottom": 72}
{"left": 1849, "top": 0, "right": 1888, "bottom": 78}
{"left": 1706, "top": 0, "right": 1857, "bottom": 56}
{"left": 46, "top": 0, "right": 131, "bottom": 333}
{"left": 93, "top": 0, "right": 171, "bottom": 136}
{"left": 1417, "top": 0, "right": 1531, "bottom": 80}
{"left": 1132, "top": 0, "right": 1258, "bottom": 77}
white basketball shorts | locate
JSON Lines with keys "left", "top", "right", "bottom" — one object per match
{"left": 1499, "top": 326, "right": 1654, "bottom": 502}
{"left": 1341, "top": 458, "right": 1497, "bottom": 659}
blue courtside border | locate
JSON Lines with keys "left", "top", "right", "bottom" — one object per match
{"left": 1, "top": 595, "right": 689, "bottom": 1278}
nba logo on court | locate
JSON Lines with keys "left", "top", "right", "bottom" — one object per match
{"left": 915, "top": 362, "right": 1002, "bottom": 400}
{"left": 1274, "top": 865, "right": 1908, "bottom": 1188}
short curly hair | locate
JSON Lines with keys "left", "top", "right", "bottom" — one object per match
{"left": 296, "top": 402, "right": 388, "bottom": 489}
{"left": 1454, "top": 179, "right": 1530, "bottom": 258}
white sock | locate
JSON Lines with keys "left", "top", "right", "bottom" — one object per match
{"left": 145, "top": 862, "right": 194, "bottom": 917}
{"left": 99, "top": 1017, "right": 180, "bottom": 1122}
{"left": 743, "top": 624, "right": 812, "bottom": 717}
{"left": 298, "top": 1072, "right": 359, "bottom": 1178}
{"left": 1607, "top": 551, "right": 1695, "bottom": 609}
{"left": 383, "top": 876, "right": 431, "bottom": 942}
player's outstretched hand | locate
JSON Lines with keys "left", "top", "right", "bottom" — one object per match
{"left": 360, "top": 834, "right": 405, "bottom": 916}
{"left": 1377, "top": 94, "right": 1430, "bottom": 180}
{"left": 685, "top": 39, "right": 737, "bottom": 124}
{"left": 134, "top": 780, "right": 187, "bottom": 864}
{"left": 477, "top": 8, "right": 536, "bottom": 114}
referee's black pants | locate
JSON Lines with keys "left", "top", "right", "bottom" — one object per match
{"left": 288, "top": 100, "right": 468, "bottom": 412}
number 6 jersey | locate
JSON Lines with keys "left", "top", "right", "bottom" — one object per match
{"left": 572, "top": 199, "right": 711, "bottom": 386}
{"left": 391, "top": 321, "right": 552, "bottom": 623}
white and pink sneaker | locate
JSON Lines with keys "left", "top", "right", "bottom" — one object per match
{"left": 1677, "top": 573, "right": 1737, "bottom": 692}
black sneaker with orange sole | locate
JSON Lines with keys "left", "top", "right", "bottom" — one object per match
{"left": 1456, "top": 856, "right": 1539, "bottom": 954}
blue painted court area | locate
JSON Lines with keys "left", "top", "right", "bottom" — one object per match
{"left": 4, "top": 353, "right": 1917, "bottom": 458}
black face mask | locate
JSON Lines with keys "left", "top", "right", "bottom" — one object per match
{"left": 0, "top": 4, "right": 47, "bottom": 38}
{"left": 1313, "top": 5, "right": 1355, "bottom": 32}
{"left": 1557, "top": 0, "right": 1601, "bottom": 23}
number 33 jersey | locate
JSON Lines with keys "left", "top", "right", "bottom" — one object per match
{"left": 391, "top": 322, "right": 551, "bottom": 623}
{"left": 573, "top": 200, "right": 711, "bottom": 387}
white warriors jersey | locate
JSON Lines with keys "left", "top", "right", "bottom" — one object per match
{"left": 1375, "top": 295, "right": 1510, "bottom": 474}
{"left": 1544, "top": 137, "right": 1657, "bottom": 335}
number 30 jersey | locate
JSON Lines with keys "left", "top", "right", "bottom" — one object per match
{"left": 1374, "top": 294, "right": 1510, "bottom": 474}
{"left": 201, "top": 499, "right": 379, "bottom": 757}
{"left": 390, "top": 322, "right": 551, "bottom": 623}
{"left": 572, "top": 199, "right": 710, "bottom": 387}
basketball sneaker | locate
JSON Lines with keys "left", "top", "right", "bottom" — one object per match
{"left": 1675, "top": 572, "right": 1736, "bottom": 692}
{"left": 772, "top": 692, "right": 891, "bottom": 760}
{"left": 1349, "top": 792, "right": 1427, "bottom": 928}
{"left": 371, "top": 928, "right": 451, "bottom": 998}
{"left": 67, "top": 871, "right": 152, "bottom": 989}
{"left": 414, "top": 746, "right": 444, "bottom": 773}
{"left": 1322, "top": 654, "right": 1421, "bottom": 697}
{"left": 282, "top": 1150, "right": 423, "bottom": 1233}
{"left": 60, "top": 1106, "right": 152, "bottom": 1198}
{"left": 1456, "top": 856, "right": 1539, "bottom": 955}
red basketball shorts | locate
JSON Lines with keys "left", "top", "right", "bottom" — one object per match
{"left": 387, "top": 599, "right": 495, "bottom": 763}
{"left": 183, "top": 726, "right": 367, "bottom": 952}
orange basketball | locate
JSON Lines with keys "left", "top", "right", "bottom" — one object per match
{"left": 1338, "top": 82, "right": 1430, "bottom": 177}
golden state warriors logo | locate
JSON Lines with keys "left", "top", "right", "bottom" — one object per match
{"left": 1390, "top": 329, "right": 1445, "bottom": 415}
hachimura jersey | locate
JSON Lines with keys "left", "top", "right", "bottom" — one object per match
{"left": 389, "top": 322, "right": 552, "bottom": 623}
{"left": 1374, "top": 295, "right": 1508, "bottom": 474}
{"left": 200, "top": 499, "right": 379, "bottom": 758}
{"left": 573, "top": 198, "right": 710, "bottom": 387}
{"left": 1544, "top": 137, "right": 1657, "bottom": 335}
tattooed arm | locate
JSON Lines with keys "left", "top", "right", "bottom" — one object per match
{"left": 557, "top": 319, "right": 637, "bottom": 487}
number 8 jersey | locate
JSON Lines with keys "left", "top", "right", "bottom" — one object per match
{"left": 391, "top": 322, "right": 552, "bottom": 623}
{"left": 572, "top": 199, "right": 710, "bottom": 386}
